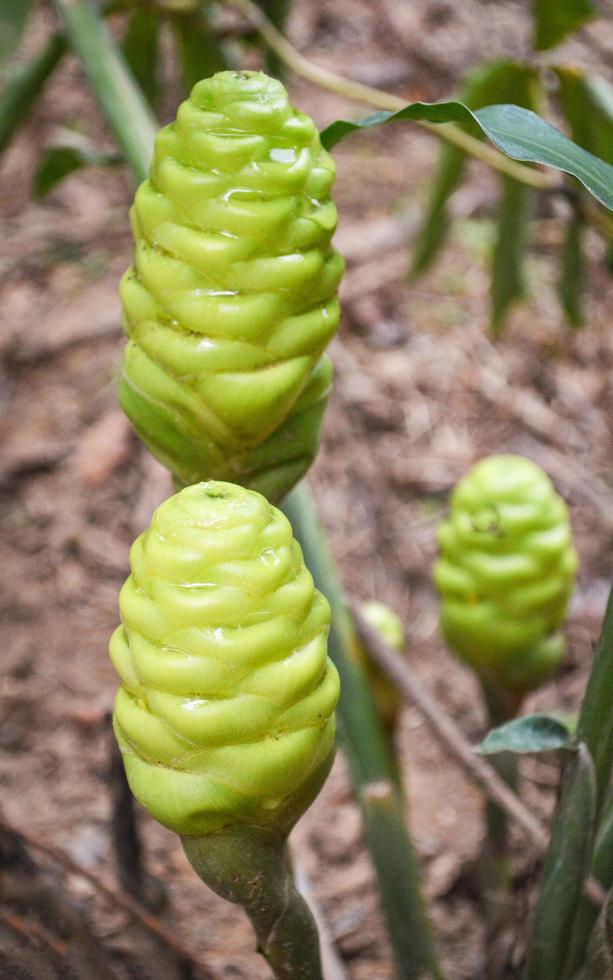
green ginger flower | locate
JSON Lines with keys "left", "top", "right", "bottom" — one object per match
{"left": 110, "top": 481, "right": 339, "bottom": 837}
{"left": 434, "top": 455, "right": 578, "bottom": 696}
{"left": 119, "top": 70, "right": 343, "bottom": 502}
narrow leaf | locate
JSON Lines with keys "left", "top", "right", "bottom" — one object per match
{"left": 568, "top": 794, "right": 613, "bottom": 975}
{"left": 122, "top": 6, "right": 160, "bottom": 108}
{"left": 0, "top": 0, "right": 33, "bottom": 66}
{"left": 410, "top": 146, "right": 465, "bottom": 277}
{"left": 33, "top": 145, "right": 121, "bottom": 199}
{"left": 0, "top": 34, "right": 66, "bottom": 157}
{"left": 556, "top": 68, "right": 613, "bottom": 164}
{"left": 320, "top": 102, "right": 613, "bottom": 211}
{"left": 411, "top": 61, "right": 539, "bottom": 278}
{"left": 173, "top": 8, "right": 227, "bottom": 94}
{"left": 559, "top": 216, "right": 585, "bottom": 327}
{"left": 572, "top": 887, "right": 612, "bottom": 980}
{"left": 253, "top": 0, "right": 291, "bottom": 75}
{"left": 577, "top": 583, "right": 613, "bottom": 815}
{"left": 534, "top": 0, "right": 596, "bottom": 52}
{"left": 51, "top": 0, "right": 157, "bottom": 183}
{"left": 491, "top": 178, "right": 531, "bottom": 332}
{"left": 524, "top": 743, "right": 597, "bottom": 980}
{"left": 477, "top": 713, "right": 575, "bottom": 755}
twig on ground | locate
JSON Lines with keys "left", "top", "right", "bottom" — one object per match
{"left": 350, "top": 605, "right": 606, "bottom": 908}
{"left": 0, "top": 815, "right": 215, "bottom": 979}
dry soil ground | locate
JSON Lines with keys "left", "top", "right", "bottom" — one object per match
{"left": 1, "top": 2, "right": 612, "bottom": 978}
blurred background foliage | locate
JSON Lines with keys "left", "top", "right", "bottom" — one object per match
{"left": 0, "top": 0, "right": 612, "bottom": 334}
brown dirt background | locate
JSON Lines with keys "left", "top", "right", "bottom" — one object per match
{"left": 1, "top": 2, "right": 612, "bottom": 978}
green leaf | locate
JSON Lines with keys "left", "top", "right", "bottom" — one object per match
{"left": 253, "top": 0, "right": 291, "bottom": 75}
{"left": 568, "top": 793, "right": 613, "bottom": 976}
{"left": 51, "top": 0, "right": 157, "bottom": 183}
{"left": 559, "top": 215, "right": 585, "bottom": 328}
{"left": 320, "top": 102, "right": 613, "bottom": 211}
{"left": 410, "top": 146, "right": 465, "bottom": 278}
{"left": 534, "top": 0, "right": 596, "bottom": 51}
{"left": 477, "top": 713, "right": 575, "bottom": 755}
{"left": 491, "top": 177, "right": 531, "bottom": 333}
{"left": 556, "top": 68, "right": 613, "bottom": 165}
{"left": 411, "top": 61, "right": 539, "bottom": 278}
{"left": 0, "top": 0, "right": 33, "bottom": 66}
{"left": 0, "top": 34, "right": 66, "bottom": 158}
{"left": 572, "top": 887, "right": 613, "bottom": 980}
{"left": 122, "top": 7, "right": 160, "bottom": 108}
{"left": 173, "top": 8, "right": 227, "bottom": 94}
{"left": 524, "top": 743, "right": 597, "bottom": 980}
{"left": 578, "top": 583, "right": 613, "bottom": 817}
{"left": 33, "top": 144, "right": 121, "bottom": 199}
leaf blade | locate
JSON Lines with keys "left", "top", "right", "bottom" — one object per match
{"left": 320, "top": 101, "right": 613, "bottom": 210}
{"left": 491, "top": 178, "right": 531, "bottom": 333}
{"left": 0, "top": 0, "right": 33, "bottom": 66}
{"left": 122, "top": 6, "right": 160, "bottom": 108}
{"left": 411, "top": 60, "right": 539, "bottom": 279}
{"left": 534, "top": 0, "right": 597, "bottom": 51}
{"left": 559, "top": 215, "right": 585, "bottom": 328}
{"left": 33, "top": 144, "right": 121, "bottom": 199}
{"left": 173, "top": 8, "right": 227, "bottom": 94}
{"left": 0, "top": 34, "right": 66, "bottom": 158}
{"left": 477, "top": 713, "right": 575, "bottom": 755}
{"left": 524, "top": 743, "right": 597, "bottom": 980}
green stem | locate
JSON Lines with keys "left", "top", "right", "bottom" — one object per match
{"left": 479, "top": 679, "right": 520, "bottom": 980}
{"left": 283, "top": 483, "right": 443, "bottom": 980}
{"left": 183, "top": 826, "right": 323, "bottom": 980}
{"left": 51, "top": 0, "right": 157, "bottom": 183}
{"left": 0, "top": 33, "right": 66, "bottom": 157}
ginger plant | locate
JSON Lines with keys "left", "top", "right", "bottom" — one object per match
{"left": 110, "top": 480, "right": 339, "bottom": 979}
{"left": 434, "top": 454, "right": 578, "bottom": 971}
{"left": 108, "top": 64, "right": 440, "bottom": 979}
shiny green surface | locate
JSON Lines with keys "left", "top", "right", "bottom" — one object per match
{"left": 111, "top": 480, "right": 339, "bottom": 836}
{"left": 120, "top": 71, "right": 343, "bottom": 502}
{"left": 434, "top": 454, "right": 577, "bottom": 694}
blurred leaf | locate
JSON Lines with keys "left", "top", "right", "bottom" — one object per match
{"left": 253, "top": 0, "right": 291, "bottom": 75}
{"left": 33, "top": 144, "right": 121, "bottom": 199}
{"left": 321, "top": 102, "right": 613, "bottom": 210}
{"left": 573, "top": 887, "right": 613, "bottom": 980}
{"left": 0, "top": 34, "right": 66, "bottom": 158}
{"left": 0, "top": 0, "right": 33, "bottom": 67}
{"left": 578, "top": 583, "right": 613, "bottom": 816}
{"left": 569, "top": 794, "right": 613, "bottom": 976}
{"left": 122, "top": 7, "right": 160, "bottom": 108}
{"left": 524, "top": 743, "right": 597, "bottom": 980}
{"left": 534, "top": 0, "right": 596, "bottom": 51}
{"left": 477, "top": 713, "right": 575, "bottom": 755}
{"left": 559, "top": 215, "right": 585, "bottom": 327}
{"left": 556, "top": 68, "right": 613, "bottom": 163}
{"left": 410, "top": 146, "right": 465, "bottom": 277}
{"left": 410, "top": 61, "right": 539, "bottom": 278}
{"left": 491, "top": 178, "right": 530, "bottom": 332}
{"left": 52, "top": 0, "right": 157, "bottom": 183}
{"left": 173, "top": 8, "right": 227, "bottom": 94}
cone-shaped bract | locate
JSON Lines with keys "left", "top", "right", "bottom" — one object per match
{"left": 434, "top": 455, "right": 578, "bottom": 695}
{"left": 110, "top": 481, "right": 339, "bottom": 836}
{"left": 119, "top": 70, "right": 343, "bottom": 502}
